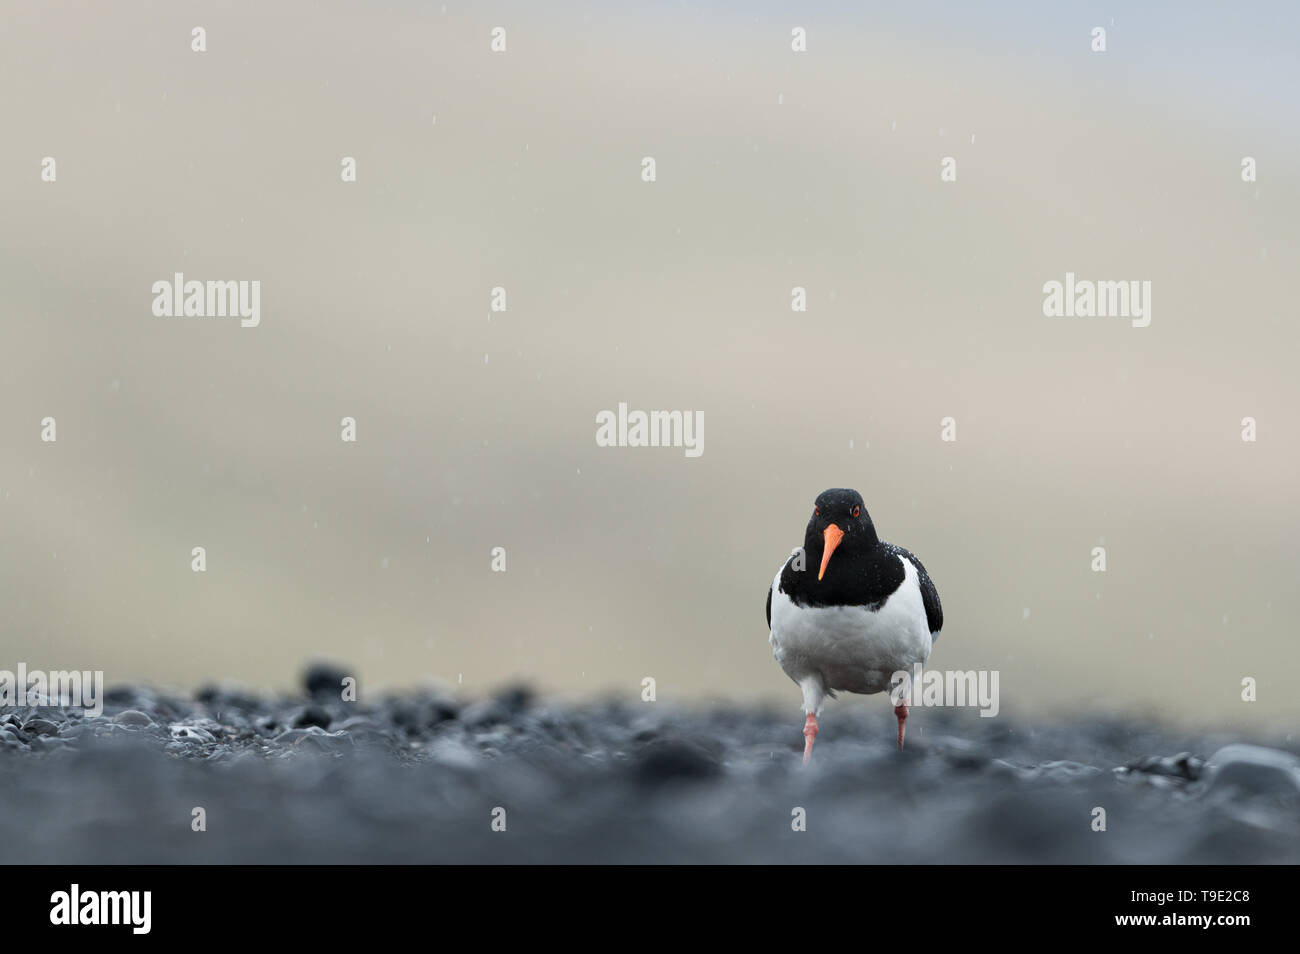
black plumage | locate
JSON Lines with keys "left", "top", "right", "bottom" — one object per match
{"left": 766, "top": 488, "right": 942, "bottom": 637}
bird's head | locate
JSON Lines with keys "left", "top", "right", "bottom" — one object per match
{"left": 805, "top": 488, "right": 878, "bottom": 581}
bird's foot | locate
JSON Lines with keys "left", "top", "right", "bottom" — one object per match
{"left": 894, "top": 701, "right": 909, "bottom": 750}
{"left": 802, "top": 712, "right": 819, "bottom": 764}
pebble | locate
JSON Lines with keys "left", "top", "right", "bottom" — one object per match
{"left": 112, "top": 709, "right": 154, "bottom": 727}
{"left": 293, "top": 706, "right": 333, "bottom": 729}
{"left": 633, "top": 737, "right": 723, "bottom": 783}
{"left": 459, "top": 700, "right": 510, "bottom": 730}
{"left": 21, "top": 719, "right": 60, "bottom": 738}
{"left": 1, "top": 679, "right": 1296, "bottom": 863}
{"left": 169, "top": 725, "right": 216, "bottom": 744}
{"left": 302, "top": 662, "right": 350, "bottom": 699}
{"left": 1203, "top": 743, "right": 1300, "bottom": 797}
{"left": 274, "top": 726, "right": 353, "bottom": 754}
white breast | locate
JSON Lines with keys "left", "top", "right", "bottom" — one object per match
{"left": 768, "top": 555, "right": 933, "bottom": 705}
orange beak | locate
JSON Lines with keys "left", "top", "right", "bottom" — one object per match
{"left": 818, "top": 524, "right": 844, "bottom": 580}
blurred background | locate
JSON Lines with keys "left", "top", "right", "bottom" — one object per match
{"left": 1, "top": 1, "right": 1296, "bottom": 731}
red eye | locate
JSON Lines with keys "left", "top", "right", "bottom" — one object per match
{"left": 815, "top": 507, "right": 820, "bottom": 516}
{"left": 852, "top": 506, "right": 860, "bottom": 517}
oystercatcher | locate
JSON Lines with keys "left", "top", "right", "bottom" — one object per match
{"left": 766, "top": 488, "right": 943, "bottom": 761}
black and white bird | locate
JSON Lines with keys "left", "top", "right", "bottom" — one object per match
{"left": 766, "top": 488, "right": 943, "bottom": 761}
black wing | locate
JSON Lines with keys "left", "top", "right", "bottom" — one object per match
{"left": 883, "top": 543, "right": 943, "bottom": 639}
{"left": 765, "top": 582, "right": 772, "bottom": 629}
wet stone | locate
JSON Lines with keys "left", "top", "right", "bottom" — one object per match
{"left": 169, "top": 725, "right": 216, "bottom": 744}
{"left": 1204, "top": 744, "right": 1300, "bottom": 797}
{"left": 293, "top": 705, "right": 333, "bottom": 729}
{"left": 277, "top": 727, "right": 353, "bottom": 754}
{"left": 21, "top": 719, "right": 60, "bottom": 738}
{"left": 3, "top": 677, "right": 1298, "bottom": 863}
{"left": 112, "top": 709, "right": 154, "bottom": 727}
{"left": 302, "top": 662, "right": 350, "bottom": 699}
{"left": 457, "top": 700, "right": 507, "bottom": 730}
{"left": 632, "top": 737, "right": 723, "bottom": 784}
{"left": 1124, "top": 751, "right": 1204, "bottom": 781}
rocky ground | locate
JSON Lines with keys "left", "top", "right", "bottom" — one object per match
{"left": 1, "top": 664, "right": 1297, "bottom": 864}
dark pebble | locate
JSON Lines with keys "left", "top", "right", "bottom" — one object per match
{"left": 21, "top": 719, "right": 60, "bottom": 738}
{"left": 388, "top": 697, "right": 458, "bottom": 732}
{"left": 302, "top": 662, "right": 351, "bottom": 699}
{"left": 1125, "top": 751, "right": 1204, "bottom": 781}
{"left": 2, "top": 679, "right": 1297, "bottom": 863}
{"left": 494, "top": 684, "right": 534, "bottom": 714}
{"left": 632, "top": 737, "right": 722, "bottom": 783}
{"left": 293, "top": 706, "right": 333, "bottom": 729}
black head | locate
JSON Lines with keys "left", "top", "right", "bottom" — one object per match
{"left": 806, "top": 488, "right": 879, "bottom": 579}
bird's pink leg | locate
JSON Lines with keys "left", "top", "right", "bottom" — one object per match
{"left": 802, "top": 712, "right": 819, "bottom": 764}
{"left": 894, "top": 701, "right": 909, "bottom": 750}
